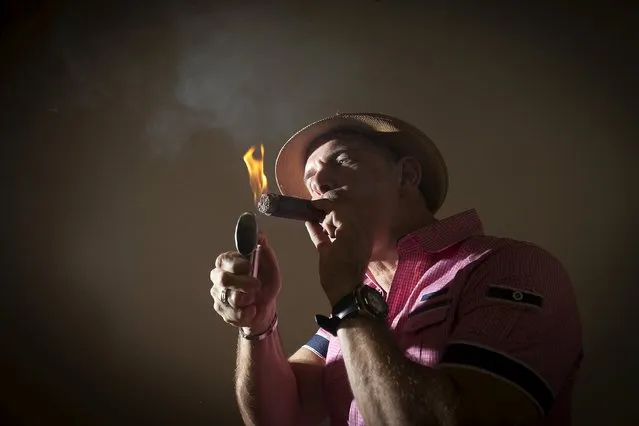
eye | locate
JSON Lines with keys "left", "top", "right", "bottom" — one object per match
{"left": 336, "top": 155, "right": 354, "bottom": 166}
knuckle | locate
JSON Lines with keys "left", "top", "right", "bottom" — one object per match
{"left": 212, "top": 267, "right": 230, "bottom": 286}
{"left": 217, "top": 251, "right": 238, "bottom": 269}
{"left": 210, "top": 268, "right": 219, "bottom": 284}
{"left": 215, "top": 252, "right": 227, "bottom": 268}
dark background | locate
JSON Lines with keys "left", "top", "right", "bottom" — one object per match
{"left": 1, "top": 1, "right": 637, "bottom": 425}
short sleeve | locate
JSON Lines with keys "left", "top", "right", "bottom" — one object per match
{"left": 439, "top": 243, "right": 583, "bottom": 417}
{"left": 303, "top": 327, "right": 332, "bottom": 360}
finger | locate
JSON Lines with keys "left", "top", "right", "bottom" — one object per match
{"left": 257, "top": 229, "right": 268, "bottom": 246}
{"left": 305, "top": 221, "right": 331, "bottom": 250}
{"left": 319, "top": 211, "right": 339, "bottom": 239}
{"left": 210, "top": 268, "right": 262, "bottom": 292}
{"left": 227, "top": 289, "right": 256, "bottom": 308}
{"left": 209, "top": 283, "right": 257, "bottom": 310}
{"left": 215, "top": 251, "right": 251, "bottom": 274}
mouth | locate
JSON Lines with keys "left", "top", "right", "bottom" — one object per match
{"left": 320, "top": 188, "right": 347, "bottom": 201}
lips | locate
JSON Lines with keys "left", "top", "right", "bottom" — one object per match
{"left": 320, "top": 188, "right": 347, "bottom": 201}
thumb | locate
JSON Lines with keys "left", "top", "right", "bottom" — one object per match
{"left": 257, "top": 229, "right": 269, "bottom": 247}
{"left": 256, "top": 229, "right": 276, "bottom": 259}
{"left": 305, "top": 221, "right": 331, "bottom": 251}
{"left": 254, "top": 230, "right": 279, "bottom": 280}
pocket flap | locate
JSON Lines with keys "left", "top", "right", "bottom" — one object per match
{"left": 402, "top": 299, "right": 451, "bottom": 333}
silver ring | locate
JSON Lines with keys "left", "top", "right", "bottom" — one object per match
{"left": 220, "top": 288, "right": 230, "bottom": 306}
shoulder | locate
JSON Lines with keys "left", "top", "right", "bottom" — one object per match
{"left": 453, "top": 235, "right": 579, "bottom": 325}
{"left": 441, "top": 237, "right": 582, "bottom": 419}
{"left": 459, "top": 235, "right": 570, "bottom": 280}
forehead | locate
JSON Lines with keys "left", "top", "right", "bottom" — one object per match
{"left": 305, "top": 136, "right": 368, "bottom": 163}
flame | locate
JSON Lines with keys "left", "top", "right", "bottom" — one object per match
{"left": 242, "top": 144, "right": 268, "bottom": 203}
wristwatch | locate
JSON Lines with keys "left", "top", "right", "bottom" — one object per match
{"left": 315, "top": 285, "right": 389, "bottom": 336}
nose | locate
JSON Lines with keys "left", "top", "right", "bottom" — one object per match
{"left": 309, "top": 164, "right": 337, "bottom": 198}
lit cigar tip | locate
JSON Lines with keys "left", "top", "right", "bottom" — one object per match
{"left": 257, "top": 193, "right": 273, "bottom": 214}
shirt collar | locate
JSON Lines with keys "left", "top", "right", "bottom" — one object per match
{"left": 364, "top": 209, "right": 484, "bottom": 292}
{"left": 396, "top": 209, "right": 484, "bottom": 255}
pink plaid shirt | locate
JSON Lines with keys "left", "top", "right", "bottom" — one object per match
{"left": 303, "top": 209, "right": 583, "bottom": 426}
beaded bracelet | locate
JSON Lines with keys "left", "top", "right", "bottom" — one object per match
{"left": 239, "top": 314, "right": 279, "bottom": 341}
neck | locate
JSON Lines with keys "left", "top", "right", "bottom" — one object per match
{"left": 367, "top": 200, "right": 436, "bottom": 292}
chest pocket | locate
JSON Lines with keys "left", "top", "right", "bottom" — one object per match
{"left": 400, "top": 298, "right": 452, "bottom": 364}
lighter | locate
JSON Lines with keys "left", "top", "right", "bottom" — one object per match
{"left": 234, "top": 212, "right": 261, "bottom": 278}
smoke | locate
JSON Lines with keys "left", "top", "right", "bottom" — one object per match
{"left": 41, "top": 1, "right": 366, "bottom": 155}
{"left": 147, "top": 2, "right": 365, "bottom": 154}
{"left": 36, "top": 1, "right": 412, "bottom": 156}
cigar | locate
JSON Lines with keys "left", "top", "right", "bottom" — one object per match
{"left": 257, "top": 193, "right": 326, "bottom": 223}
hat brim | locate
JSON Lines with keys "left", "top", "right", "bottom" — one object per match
{"left": 274, "top": 113, "right": 448, "bottom": 213}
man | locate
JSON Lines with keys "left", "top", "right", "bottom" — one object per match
{"left": 210, "top": 113, "right": 583, "bottom": 426}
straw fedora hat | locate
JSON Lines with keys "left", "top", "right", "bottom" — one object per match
{"left": 274, "top": 112, "right": 448, "bottom": 213}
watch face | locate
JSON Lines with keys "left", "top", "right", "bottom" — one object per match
{"left": 361, "top": 286, "right": 388, "bottom": 316}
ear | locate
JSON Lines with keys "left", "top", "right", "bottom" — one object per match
{"left": 396, "top": 157, "right": 422, "bottom": 192}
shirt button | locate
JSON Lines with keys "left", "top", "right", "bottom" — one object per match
{"left": 512, "top": 291, "right": 524, "bottom": 301}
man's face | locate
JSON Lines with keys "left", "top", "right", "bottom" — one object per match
{"left": 303, "top": 135, "right": 400, "bottom": 249}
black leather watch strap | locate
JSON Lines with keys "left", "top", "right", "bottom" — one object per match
{"left": 315, "top": 314, "right": 337, "bottom": 336}
{"left": 315, "top": 290, "right": 362, "bottom": 336}
{"left": 331, "top": 292, "right": 357, "bottom": 317}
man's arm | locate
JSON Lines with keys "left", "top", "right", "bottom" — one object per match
{"left": 235, "top": 328, "right": 327, "bottom": 426}
{"left": 337, "top": 316, "right": 541, "bottom": 426}
{"left": 336, "top": 243, "right": 581, "bottom": 426}
{"left": 337, "top": 315, "right": 460, "bottom": 426}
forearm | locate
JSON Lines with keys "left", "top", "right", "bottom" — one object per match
{"left": 338, "top": 316, "right": 460, "bottom": 426}
{"left": 235, "top": 329, "right": 301, "bottom": 426}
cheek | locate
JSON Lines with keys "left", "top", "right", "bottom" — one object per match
{"left": 362, "top": 181, "right": 398, "bottom": 207}
{"left": 343, "top": 169, "right": 398, "bottom": 216}
{"left": 360, "top": 191, "right": 398, "bottom": 229}
{"left": 350, "top": 170, "right": 394, "bottom": 198}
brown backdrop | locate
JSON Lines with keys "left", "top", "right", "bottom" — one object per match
{"left": 2, "top": 1, "right": 637, "bottom": 425}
